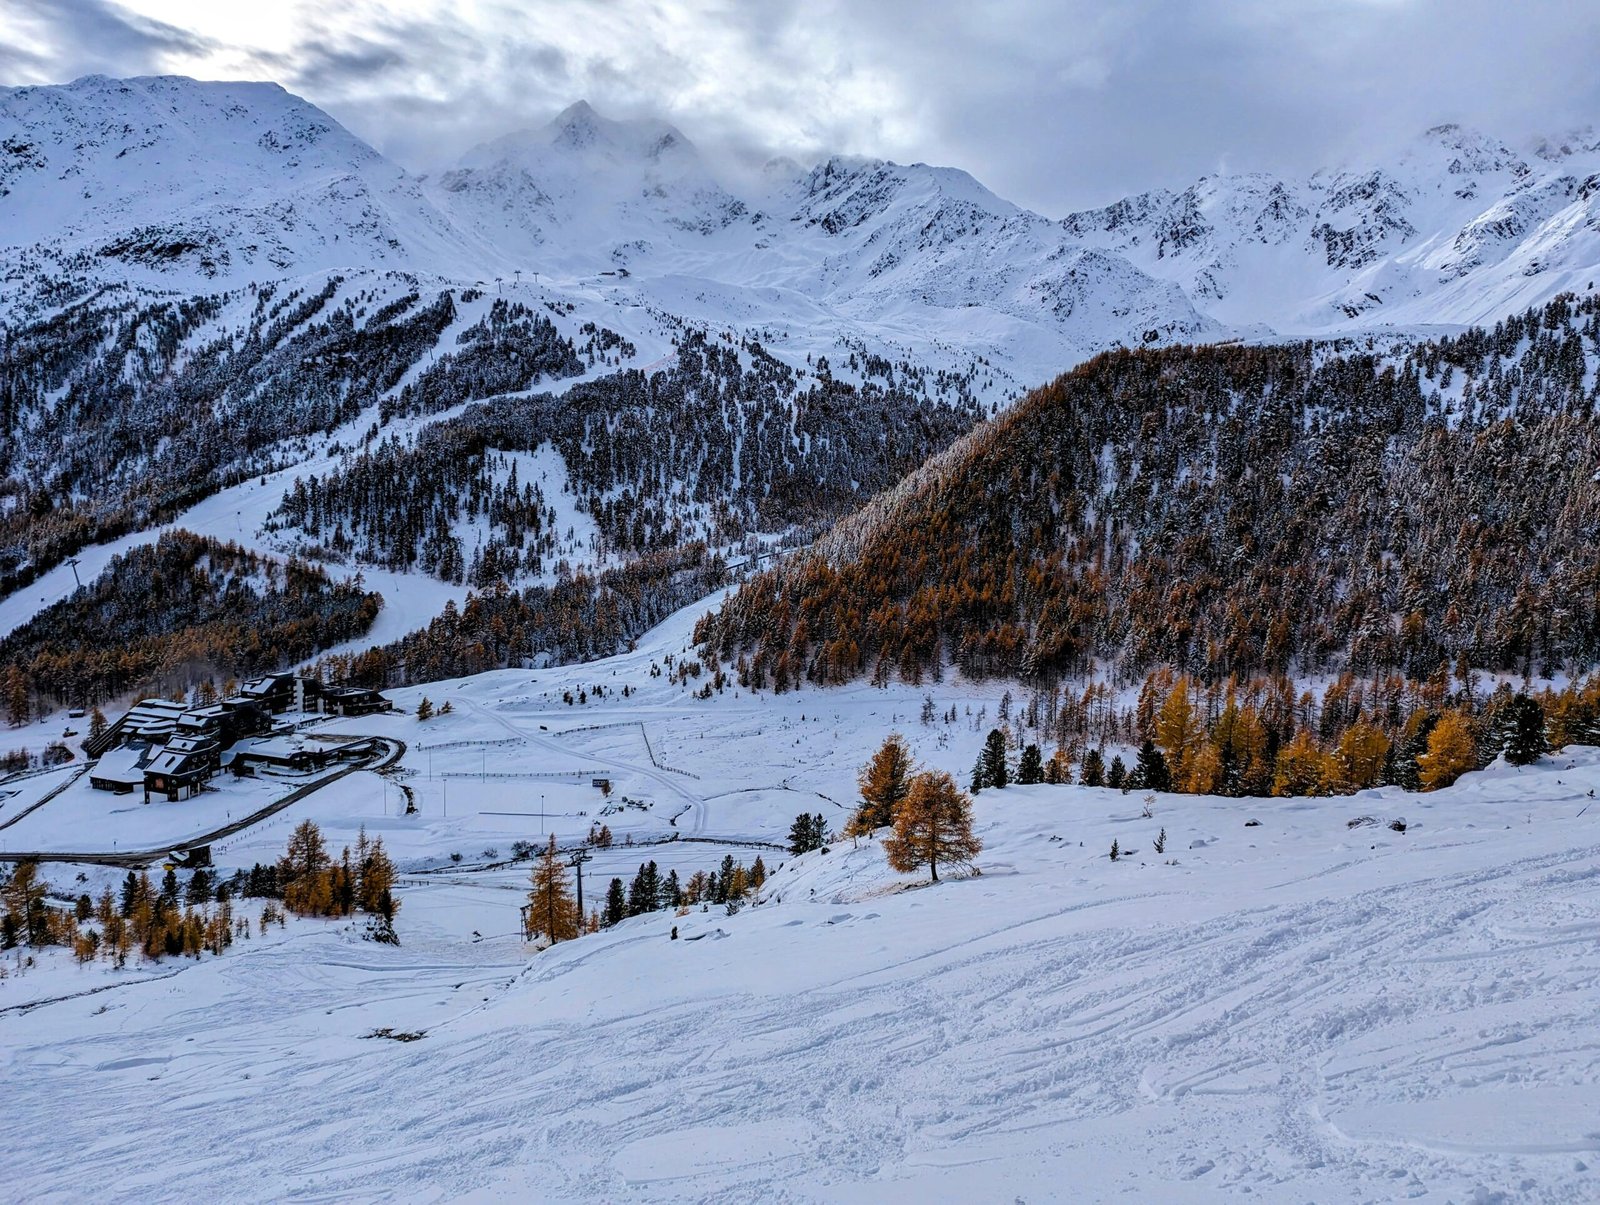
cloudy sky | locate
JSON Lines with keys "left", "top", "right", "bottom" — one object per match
{"left": 2, "top": 0, "right": 1597, "bottom": 211}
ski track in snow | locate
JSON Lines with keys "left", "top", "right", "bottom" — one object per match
{"left": 3, "top": 593, "right": 1600, "bottom": 1202}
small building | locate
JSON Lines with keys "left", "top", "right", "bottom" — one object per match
{"left": 318, "top": 684, "right": 389, "bottom": 717}
{"left": 230, "top": 737, "right": 337, "bottom": 775}
{"left": 89, "top": 744, "right": 153, "bottom": 794}
{"left": 144, "top": 747, "right": 212, "bottom": 803}
{"left": 122, "top": 698, "right": 189, "bottom": 746}
{"left": 236, "top": 672, "right": 300, "bottom": 713}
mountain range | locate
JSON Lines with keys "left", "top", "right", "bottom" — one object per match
{"left": 5, "top": 75, "right": 1600, "bottom": 386}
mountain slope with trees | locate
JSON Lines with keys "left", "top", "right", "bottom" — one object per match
{"left": 700, "top": 293, "right": 1600, "bottom": 691}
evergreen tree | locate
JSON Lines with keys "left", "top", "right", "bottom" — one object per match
{"left": 602, "top": 877, "right": 627, "bottom": 927}
{"left": 1106, "top": 755, "right": 1127, "bottom": 790}
{"left": 1129, "top": 740, "right": 1170, "bottom": 792}
{"left": 1503, "top": 693, "right": 1546, "bottom": 766}
{"left": 883, "top": 770, "right": 982, "bottom": 883}
{"left": 788, "top": 812, "right": 827, "bottom": 855}
{"left": 1017, "top": 743, "right": 1044, "bottom": 785}
{"left": 185, "top": 868, "right": 213, "bottom": 906}
{"left": 416, "top": 697, "right": 434, "bottom": 721}
{"left": 981, "top": 729, "right": 1010, "bottom": 788}
{"left": 1081, "top": 748, "right": 1106, "bottom": 788}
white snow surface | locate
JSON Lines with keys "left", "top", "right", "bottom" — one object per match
{"left": 4, "top": 596, "right": 1599, "bottom": 1202}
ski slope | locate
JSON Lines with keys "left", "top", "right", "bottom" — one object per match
{"left": 3, "top": 597, "right": 1599, "bottom": 1202}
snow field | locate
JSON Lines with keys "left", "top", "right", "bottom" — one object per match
{"left": 2, "top": 595, "right": 1599, "bottom": 1200}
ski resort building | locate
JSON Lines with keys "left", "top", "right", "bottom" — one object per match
{"left": 84, "top": 676, "right": 391, "bottom": 803}
{"left": 87, "top": 744, "right": 155, "bottom": 794}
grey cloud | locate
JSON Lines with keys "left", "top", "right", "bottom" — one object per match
{"left": 9, "top": 0, "right": 218, "bottom": 77}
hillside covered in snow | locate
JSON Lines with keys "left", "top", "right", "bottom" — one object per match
{"left": 3, "top": 600, "right": 1598, "bottom": 1202}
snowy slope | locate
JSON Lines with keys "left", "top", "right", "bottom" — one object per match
{"left": 3, "top": 596, "right": 1599, "bottom": 1201}
{"left": 0, "top": 75, "right": 489, "bottom": 288}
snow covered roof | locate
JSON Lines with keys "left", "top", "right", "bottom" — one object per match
{"left": 90, "top": 744, "right": 151, "bottom": 785}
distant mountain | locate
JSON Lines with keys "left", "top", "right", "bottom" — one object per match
{"left": 0, "top": 74, "right": 484, "bottom": 287}
{"left": 1060, "top": 122, "right": 1600, "bottom": 331}
{"left": 6, "top": 76, "right": 1596, "bottom": 379}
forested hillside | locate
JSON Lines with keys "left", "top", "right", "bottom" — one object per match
{"left": 1, "top": 531, "right": 380, "bottom": 708}
{"left": 269, "top": 330, "right": 983, "bottom": 582}
{"left": 700, "top": 294, "right": 1600, "bottom": 691}
{"left": 0, "top": 283, "right": 589, "bottom": 595}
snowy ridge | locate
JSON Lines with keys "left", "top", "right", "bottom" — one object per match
{"left": 5, "top": 76, "right": 1599, "bottom": 390}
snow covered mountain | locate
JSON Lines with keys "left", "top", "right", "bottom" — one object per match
{"left": 0, "top": 74, "right": 486, "bottom": 288}
{"left": 4, "top": 73, "right": 1600, "bottom": 676}
{"left": 6, "top": 74, "right": 1596, "bottom": 381}
{"left": 1061, "top": 122, "right": 1600, "bottom": 331}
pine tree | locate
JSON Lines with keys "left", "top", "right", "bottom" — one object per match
{"left": 852, "top": 733, "right": 913, "bottom": 834}
{"left": 883, "top": 770, "right": 982, "bottom": 883}
{"left": 1081, "top": 748, "right": 1106, "bottom": 787}
{"left": 526, "top": 835, "right": 578, "bottom": 943}
{"left": 981, "top": 729, "right": 1009, "bottom": 788}
{"left": 602, "top": 877, "right": 627, "bottom": 927}
{"left": 87, "top": 706, "right": 108, "bottom": 744}
{"left": 1017, "top": 743, "right": 1044, "bottom": 785}
{"left": 1418, "top": 710, "right": 1477, "bottom": 791}
{"left": 1106, "top": 755, "right": 1127, "bottom": 790}
{"left": 1130, "top": 740, "right": 1170, "bottom": 792}
{"left": 416, "top": 697, "right": 434, "bottom": 721}
{"left": 185, "top": 868, "right": 213, "bottom": 906}
{"left": 1502, "top": 693, "right": 1546, "bottom": 766}
{"left": 788, "top": 812, "right": 827, "bottom": 855}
